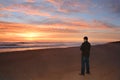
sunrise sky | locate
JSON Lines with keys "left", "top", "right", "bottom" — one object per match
{"left": 0, "top": 0, "right": 120, "bottom": 42}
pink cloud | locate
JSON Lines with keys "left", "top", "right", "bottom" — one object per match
{"left": 47, "top": 0, "right": 91, "bottom": 13}
{"left": 0, "top": 14, "right": 5, "bottom": 17}
{"left": 0, "top": 4, "right": 51, "bottom": 17}
{"left": 0, "top": 13, "right": 12, "bottom": 17}
{"left": 29, "top": 15, "right": 114, "bottom": 30}
{"left": 25, "top": 0, "right": 36, "bottom": 3}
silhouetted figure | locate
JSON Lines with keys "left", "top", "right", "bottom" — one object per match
{"left": 80, "top": 36, "right": 91, "bottom": 75}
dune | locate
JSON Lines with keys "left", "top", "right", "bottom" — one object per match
{"left": 0, "top": 41, "right": 120, "bottom": 80}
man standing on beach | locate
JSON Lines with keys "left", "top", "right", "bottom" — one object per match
{"left": 80, "top": 36, "right": 91, "bottom": 75}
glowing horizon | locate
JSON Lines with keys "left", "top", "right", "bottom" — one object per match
{"left": 0, "top": 0, "right": 120, "bottom": 42}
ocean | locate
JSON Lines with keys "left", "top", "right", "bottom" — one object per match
{"left": 0, "top": 42, "right": 82, "bottom": 53}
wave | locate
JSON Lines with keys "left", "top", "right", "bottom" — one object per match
{"left": 0, "top": 42, "right": 81, "bottom": 53}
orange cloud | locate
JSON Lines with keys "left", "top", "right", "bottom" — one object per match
{"left": 0, "top": 21, "right": 80, "bottom": 42}
{"left": 0, "top": 20, "right": 119, "bottom": 42}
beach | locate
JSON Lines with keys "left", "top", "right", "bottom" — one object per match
{"left": 0, "top": 42, "right": 120, "bottom": 80}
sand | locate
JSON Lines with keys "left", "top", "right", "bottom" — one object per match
{"left": 0, "top": 42, "right": 120, "bottom": 80}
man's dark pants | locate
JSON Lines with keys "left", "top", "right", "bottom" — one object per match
{"left": 81, "top": 56, "right": 90, "bottom": 74}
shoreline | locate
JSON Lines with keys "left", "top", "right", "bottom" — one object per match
{"left": 0, "top": 46, "right": 79, "bottom": 53}
{"left": 0, "top": 41, "right": 108, "bottom": 53}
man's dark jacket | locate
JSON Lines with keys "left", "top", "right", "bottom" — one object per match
{"left": 80, "top": 41, "right": 91, "bottom": 57}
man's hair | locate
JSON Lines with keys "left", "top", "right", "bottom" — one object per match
{"left": 84, "top": 36, "right": 88, "bottom": 40}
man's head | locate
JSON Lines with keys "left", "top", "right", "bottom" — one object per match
{"left": 83, "top": 36, "right": 88, "bottom": 42}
